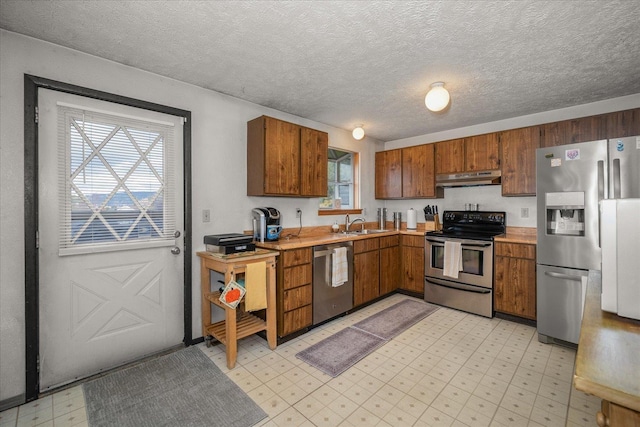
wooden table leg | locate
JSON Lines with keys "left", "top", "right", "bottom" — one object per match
{"left": 225, "top": 305, "right": 237, "bottom": 369}
{"left": 266, "top": 260, "right": 277, "bottom": 350}
{"left": 200, "top": 259, "right": 210, "bottom": 338}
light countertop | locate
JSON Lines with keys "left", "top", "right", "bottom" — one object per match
{"left": 573, "top": 270, "right": 640, "bottom": 412}
{"left": 494, "top": 227, "right": 537, "bottom": 244}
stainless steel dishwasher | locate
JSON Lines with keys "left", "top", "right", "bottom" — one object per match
{"left": 313, "top": 242, "right": 353, "bottom": 325}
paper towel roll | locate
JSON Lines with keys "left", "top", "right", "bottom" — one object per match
{"left": 407, "top": 208, "right": 417, "bottom": 230}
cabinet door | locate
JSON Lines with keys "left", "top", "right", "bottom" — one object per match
{"left": 605, "top": 108, "right": 640, "bottom": 138}
{"left": 354, "top": 250, "right": 380, "bottom": 306}
{"left": 375, "top": 149, "right": 402, "bottom": 199}
{"left": 500, "top": 126, "right": 540, "bottom": 196}
{"left": 264, "top": 116, "right": 300, "bottom": 195}
{"left": 540, "top": 115, "right": 607, "bottom": 147}
{"left": 494, "top": 243, "right": 536, "bottom": 320}
{"left": 465, "top": 134, "right": 500, "bottom": 171}
{"left": 401, "top": 246, "right": 425, "bottom": 294}
{"left": 380, "top": 245, "right": 400, "bottom": 295}
{"left": 435, "top": 139, "right": 465, "bottom": 174}
{"left": 402, "top": 144, "right": 437, "bottom": 198}
{"left": 300, "top": 127, "right": 328, "bottom": 197}
{"left": 282, "top": 306, "right": 312, "bottom": 336}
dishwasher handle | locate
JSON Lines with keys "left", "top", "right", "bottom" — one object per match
{"left": 314, "top": 249, "right": 334, "bottom": 258}
{"left": 544, "top": 271, "right": 583, "bottom": 282}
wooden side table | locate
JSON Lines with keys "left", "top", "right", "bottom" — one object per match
{"left": 197, "top": 249, "right": 278, "bottom": 368}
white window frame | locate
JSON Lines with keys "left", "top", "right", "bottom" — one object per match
{"left": 57, "top": 103, "right": 176, "bottom": 256}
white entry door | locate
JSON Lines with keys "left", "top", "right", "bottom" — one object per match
{"left": 38, "top": 89, "right": 184, "bottom": 391}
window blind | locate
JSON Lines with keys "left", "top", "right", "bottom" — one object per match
{"left": 57, "top": 104, "right": 176, "bottom": 255}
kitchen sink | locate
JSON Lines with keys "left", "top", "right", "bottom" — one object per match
{"left": 342, "top": 229, "right": 389, "bottom": 235}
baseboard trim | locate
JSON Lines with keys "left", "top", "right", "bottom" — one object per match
{"left": 0, "top": 394, "right": 25, "bottom": 412}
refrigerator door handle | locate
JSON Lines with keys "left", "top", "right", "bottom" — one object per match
{"left": 612, "top": 158, "right": 621, "bottom": 199}
{"left": 597, "top": 160, "right": 605, "bottom": 248}
{"left": 544, "top": 271, "right": 583, "bottom": 282}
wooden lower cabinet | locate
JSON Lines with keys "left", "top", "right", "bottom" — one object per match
{"left": 494, "top": 242, "right": 536, "bottom": 320}
{"left": 379, "top": 235, "right": 400, "bottom": 296}
{"left": 354, "top": 238, "right": 380, "bottom": 307}
{"left": 277, "top": 247, "right": 313, "bottom": 337}
{"left": 598, "top": 400, "right": 640, "bottom": 427}
{"left": 400, "top": 235, "right": 425, "bottom": 295}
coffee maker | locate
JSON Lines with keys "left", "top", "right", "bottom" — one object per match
{"left": 252, "top": 207, "right": 282, "bottom": 242}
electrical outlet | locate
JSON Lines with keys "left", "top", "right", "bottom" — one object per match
{"left": 202, "top": 209, "right": 211, "bottom": 222}
{"left": 296, "top": 208, "right": 302, "bottom": 218}
{"left": 521, "top": 207, "right": 529, "bottom": 218}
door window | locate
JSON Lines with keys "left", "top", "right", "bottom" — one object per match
{"left": 57, "top": 105, "right": 176, "bottom": 255}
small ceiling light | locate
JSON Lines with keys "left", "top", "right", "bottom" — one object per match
{"left": 425, "top": 82, "right": 450, "bottom": 112}
{"left": 352, "top": 126, "right": 365, "bottom": 140}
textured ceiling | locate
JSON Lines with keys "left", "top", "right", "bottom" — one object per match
{"left": 2, "top": 1, "right": 639, "bottom": 141}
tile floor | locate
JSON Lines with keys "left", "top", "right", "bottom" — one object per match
{"left": 1, "top": 294, "right": 602, "bottom": 427}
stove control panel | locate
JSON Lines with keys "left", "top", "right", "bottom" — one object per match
{"left": 443, "top": 211, "right": 505, "bottom": 225}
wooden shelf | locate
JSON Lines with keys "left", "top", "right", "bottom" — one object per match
{"left": 204, "top": 312, "right": 267, "bottom": 345}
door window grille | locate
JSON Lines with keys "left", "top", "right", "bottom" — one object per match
{"left": 57, "top": 105, "right": 176, "bottom": 255}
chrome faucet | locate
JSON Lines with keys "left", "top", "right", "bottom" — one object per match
{"left": 345, "top": 214, "right": 366, "bottom": 232}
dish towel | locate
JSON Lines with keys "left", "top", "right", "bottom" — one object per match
{"left": 332, "top": 247, "right": 349, "bottom": 287}
{"left": 443, "top": 241, "right": 463, "bottom": 278}
{"left": 245, "top": 261, "right": 267, "bottom": 311}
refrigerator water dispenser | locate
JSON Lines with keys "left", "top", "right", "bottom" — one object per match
{"left": 545, "top": 191, "right": 585, "bottom": 236}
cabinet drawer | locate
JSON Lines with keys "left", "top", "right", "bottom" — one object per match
{"left": 401, "top": 234, "right": 424, "bottom": 248}
{"left": 495, "top": 242, "right": 535, "bottom": 259}
{"left": 379, "top": 235, "right": 399, "bottom": 249}
{"left": 354, "top": 237, "right": 379, "bottom": 253}
{"left": 283, "top": 263, "right": 312, "bottom": 290}
{"left": 283, "top": 284, "right": 312, "bottom": 311}
{"left": 282, "top": 248, "right": 312, "bottom": 267}
{"left": 282, "top": 305, "right": 312, "bottom": 336}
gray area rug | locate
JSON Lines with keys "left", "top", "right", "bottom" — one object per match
{"left": 295, "top": 327, "right": 385, "bottom": 377}
{"left": 352, "top": 299, "right": 439, "bottom": 340}
{"left": 83, "top": 346, "right": 267, "bottom": 427}
{"left": 296, "top": 298, "right": 439, "bottom": 377}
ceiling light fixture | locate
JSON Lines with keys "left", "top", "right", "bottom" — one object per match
{"left": 352, "top": 126, "right": 365, "bottom": 140}
{"left": 425, "top": 82, "right": 450, "bottom": 112}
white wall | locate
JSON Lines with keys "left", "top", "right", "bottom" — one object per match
{"left": 0, "top": 30, "right": 385, "bottom": 403}
{"left": 383, "top": 94, "right": 640, "bottom": 227}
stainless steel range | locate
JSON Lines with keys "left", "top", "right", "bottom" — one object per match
{"left": 425, "top": 211, "right": 506, "bottom": 317}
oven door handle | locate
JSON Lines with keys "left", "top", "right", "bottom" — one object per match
{"left": 426, "top": 238, "right": 445, "bottom": 244}
{"left": 461, "top": 243, "right": 492, "bottom": 248}
{"left": 425, "top": 238, "right": 491, "bottom": 248}
{"left": 426, "top": 278, "right": 491, "bottom": 294}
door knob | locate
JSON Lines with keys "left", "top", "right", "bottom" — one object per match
{"left": 171, "top": 246, "right": 181, "bottom": 255}
{"left": 174, "top": 231, "right": 181, "bottom": 238}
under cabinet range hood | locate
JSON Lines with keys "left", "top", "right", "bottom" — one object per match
{"left": 436, "top": 170, "right": 501, "bottom": 187}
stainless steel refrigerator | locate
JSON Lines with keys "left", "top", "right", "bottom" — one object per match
{"left": 536, "top": 136, "right": 640, "bottom": 344}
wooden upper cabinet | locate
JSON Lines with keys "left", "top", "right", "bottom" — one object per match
{"left": 375, "top": 149, "right": 402, "bottom": 199}
{"left": 465, "top": 133, "right": 500, "bottom": 171}
{"left": 375, "top": 145, "right": 441, "bottom": 199}
{"left": 499, "top": 126, "right": 540, "bottom": 196}
{"left": 604, "top": 108, "right": 640, "bottom": 138}
{"left": 247, "top": 115, "right": 328, "bottom": 197}
{"left": 540, "top": 115, "right": 607, "bottom": 147}
{"left": 436, "top": 135, "right": 499, "bottom": 174}
{"left": 402, "top": 144, "right": 437, "bottom": 198}
{"left": 300, "top": 127, "right": 328, "bottom": 197}
{"left": 435, "top": 139, "right": 465, "bottom": 174}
